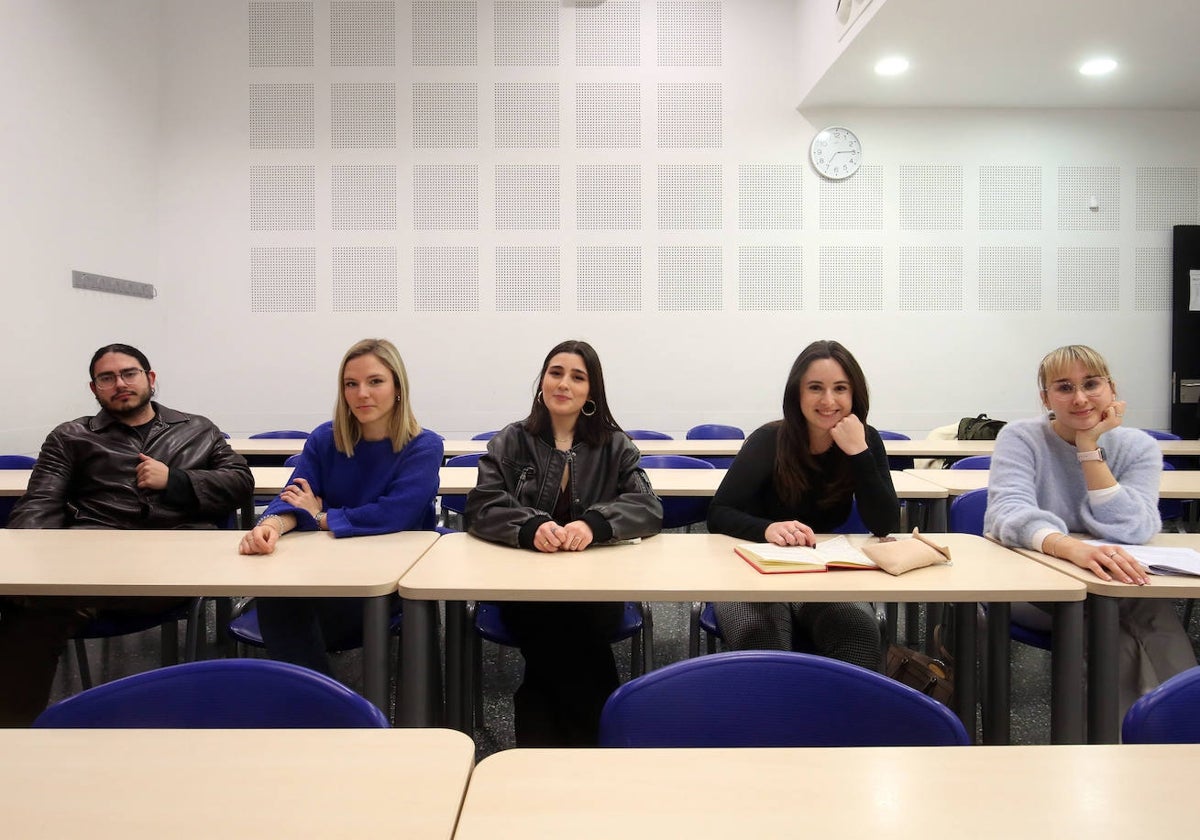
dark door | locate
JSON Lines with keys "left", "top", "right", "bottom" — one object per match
{"left": 1172, "top": 225, "right": 1200, "bottom": 439}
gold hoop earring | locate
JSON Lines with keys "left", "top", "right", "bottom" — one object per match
{"left": 581, "top": 399, "right": 597, "bottom": 417}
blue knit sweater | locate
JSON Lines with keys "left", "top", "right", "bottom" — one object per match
{"left": 984, "top": 416, "right": 1161, "bottom": 549}
{"left": 263, "top": 422, "right": 443, "bottom": 537}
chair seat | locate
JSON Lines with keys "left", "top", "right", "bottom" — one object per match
{"left": 229, "top": 602, "right": 403, "bottom": 652}
{"left": 474, "top": 601, "right": 644, "bottom": 646}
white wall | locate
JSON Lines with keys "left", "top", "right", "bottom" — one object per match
{"left": 2, "top": 0, "right": 1195, "bottom": 453}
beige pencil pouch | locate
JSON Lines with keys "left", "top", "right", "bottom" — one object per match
{"left": 861, "top": 529, "right": 952, "bottom": 576}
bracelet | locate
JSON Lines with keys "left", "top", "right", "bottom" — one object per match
{"left": 256, "top": 514, "right": 285, "bottom": 532}
{"left": 1042, "top": 533, "right": 1066, "bottom": 558}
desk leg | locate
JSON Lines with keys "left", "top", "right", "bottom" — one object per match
{"left": 362, "top": 595, "right": 388, "bottom": 714}
{"left": 952, "top": 602, "right": 977, "bottom": 742}
{"left": 925, "top": 498, "right": 948, "bottom": 532}
{"left": 1051, "top": 600, "right": 1085, "bottom": 744}
{"left": 444, "top": 600, "right": 468, "bottom": 733}
{"left": 983, "top": 602, "right": 1010, "bottom": 745}
{"left": 1087, "top": 594, "right": 1120, "bottom": 744}
{"left": 399, "top": 598, "right": 440, "bottom": 727}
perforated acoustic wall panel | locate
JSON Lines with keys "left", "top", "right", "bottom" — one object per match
{"left": 658, "top": 164, "right": 722, "bottom": 230}
{"left": 1136, "top": 167, "right": 1199, "bottom": 230}
{"left": 413, "top": 165, "right": 479, "bottom": 230}
{"left": 578, "top": 246, "right": 642, "bottom": 311}
{"left": 250, "top": 246, "right": 317, "bottom": 312}
{"left": 494, "top": 83, "right": 559, "bottom": 148}
{"left": 1135, "top": 246, "right": 1171, "bottom": 311}
{"left": 819, "top": 246, "right": 883, "bottom": 310}
{"left": 978, "top": 246, "right": 1042, "bottom": 312}
{"left": 657, "top": 0, "right": 721, "bottom": 66}
{"left": 496, "top": 246, "right": 560, "bottom": 311}
{"left": 738, "top": 246, "right": 802, "bottom": 311}
{"left": 658, "top": 246, "right": 722, "bottom": 310}
{"left": 899, "top": 165, "right": 962, "bottom": 231}
{"left": 413, "top": 0, "right": 478, "bottom": 66}
{"left": 899, "top": 246, "right": 962, "bottom": 311}
{"left": 250, "top": 165, "right": 315, "bottom": 231}
{"left": 575, "top": 83, "right": 641, "bottom": 149}
{"left": 495, "top": 165, "right": 560, "bottom": 230}
{"left": 494, "top": 0, "right": 559, "bottom": 66}
{"left": 413, "top": 246, "right": 479, "bottom": 311}
{"left": 249, "top": 83, "right": 314, "bottom": 149}
{"left": 738, "top": 164, "right": 802, "bottom": 230}
{"left": 249, "top": 1, "right": 313, "bottom": 67}
{"left": 657, "top": 83, "right": 722, "bottom": 149}
{"left": 1058, "top": 246, "right": 1119, "bottom": 311}
{"left": 576, "top": 165, "right": 641, "bottom": 230}
{"left": 819, "top": 165, "right": 883, "bottom": 230}
{"left": 331, "top": 1, "right": 395, "bottom": 66}
{"left": 332, "top": 246, "right": 398, "bottom": 311}
{"left": 576, "top": 1, "right": 640, "bottom": 67}
{"left": 979, "top": 165, "right": 1042, "bottom": 231}
{"left": 332, "top": 165, "right": 397, "bottom": 230}
{"left": 413, "top": 83, "right": 478, "bottom": 148}
{"left": 1058, "top": 166, "right": 1119, "bottom": 231}
{"left": 331, "top": 83, "right": 396, "bottom": 148}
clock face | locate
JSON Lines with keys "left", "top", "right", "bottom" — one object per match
{"left": 810, "top": 126, "right": 862, "bottom": 180}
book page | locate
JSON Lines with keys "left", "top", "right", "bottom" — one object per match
{"left": 737, "top": 535, "right": 875, "bottom": 567}
{"left": 1082, "top": 540, "right": 1200, "bottom": 577}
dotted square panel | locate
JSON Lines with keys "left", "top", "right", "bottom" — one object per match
{"left": 1057, "top": 246, "right": 1119, "bottom": 310}
{"left": 494, "top": 83, "right": 559, "bottom": 149}
{"left": 496, "top": 246, "right": 560, "bottom": 311}
{"left": 250, "top": 247, "right": 316, "bottom": 312}
{"left": 250, "top": 165, "right": 315, "bottom": 231}
{"left": 332, "top": 165, "right": 397, "bottom": 231}
{"left": 331, "top": 82, "right": 396, "bottom": 149}
{"left": 495, "top": 165, "right": 560, "bottom": 230}
{"left": 899, "top": 165, "right": 963, "bottom": 230}
{"left": 412, "top": 1, "right": 477, "bottom": 66}
{"left": 1058, "top": 166, "right": 1119, "bottom": 231}
{"left": 657, "top": 83, "right": 722, "bottom": 149}
{"left": 1134, "top": 247, "right": 1171, "bottom": 311}
{"left": 494, "top": 1, "right": 559, "bottom": 66}
{"left": 739, "top": 164, "right": 803, "bottom": 230}
{"left": 332, "top": 246, "right": 397, "bottom": 312}
{"left": 577, "top": 246, "right": 642, "bottom": 311}
{"left": 1136, "top": 167, "right": 1200, "bottom": 230}
{"left": 249, "top": 83, "right": 314, "bottom": 149}
{"left": 738, "top": 246, "right": 802, "bottom": 311}
{"left": 576, "top": 1, "right": 640, "bottom": 67}
{"left": 413, "top": 165, "right": 479, "bottom": 230}
{"left": 978, "top": 246, "right": 1042, "bottom": 312}
{"left": 413, "top": 246, "right": 479, "bottom": 311}
{"left": 899, "top": 246, "right": 963, "bottom": 311}
{"left": 575, "top": 83, "right": 641, "bottom": 149}
{"left": 818, "top": 165, "right": 883, "bottom": 230}
{"left": 979, "top": 165, "right": 1042, "bottom": 231}
{"left": 413, "top": 83, "right": 479, "bottom": 149}
{"left": 577, "top": 165, "right": 641, "bottom": 230}
{"left": 331, "top": 1, "right": 395, "bottom": 67}
{"left": 658, "top": 164, "right": 722, "bottom": 230}
{"left": 819, "top": 246, "right": 883, "bottom": 311}
{"left": 657, "top": 1, "right": 721, "bottom": 67}
{"left": 249, "top": 2, "right": 313, "bottom": 67}
{"left": 658, "top": 246, "right": 722, "bottom": 311}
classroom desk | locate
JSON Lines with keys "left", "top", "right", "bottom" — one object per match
{"left": 454, "top": 744, "right": 1198, "bottom": 839}
{"left": 1, "top": 728, "right": 473, "bottom": 838}
{"left": 1016, "top": 532, "right": 1200, "bottom": 744}
{"left": 396, "top": 531, "right": 1086, "bottom": 743}
{"left": 0, "top": 528, "right": 437, "bottom": 713}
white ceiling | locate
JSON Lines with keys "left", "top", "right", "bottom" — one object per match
{"left": 801, "top": 0, "right": 1200, "bottom": 109}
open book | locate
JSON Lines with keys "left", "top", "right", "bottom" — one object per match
{"left": 1083, "top": 540, "right": 1200, "bottom": 577}
{"left": 736, "top": 534, "right": 877, "bottom": 575}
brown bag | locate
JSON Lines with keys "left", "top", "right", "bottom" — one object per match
{"left": 886, "top": 641, "right": 954, "bottom": 706}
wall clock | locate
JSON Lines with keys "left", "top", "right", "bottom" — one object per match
{"left": 810, "top": 126, "right": 862, "bottom": 180}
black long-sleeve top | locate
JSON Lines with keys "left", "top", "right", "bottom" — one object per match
{"left": 706, "top": 421, "right": 900, "bottom": 542}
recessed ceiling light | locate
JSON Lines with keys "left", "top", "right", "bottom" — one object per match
{"left": 1079, "top": 57, "right": 1118, "bottom": 76}
{"left": 874, "top": 56, "right": 910, "bottom": 77}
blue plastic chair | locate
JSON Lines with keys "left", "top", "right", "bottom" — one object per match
{"left": 638, "top": 454, "right": 714, "bottom": 531}
{"left": 440, "top": 452, "right": 484, "bottom": 528}
{"left": 227, "top": 599, "right": 405, "bottom": 652}
{"left": 284, "top": 453, "right": 301, "bottom": 467}
{"left": 1121, "top": 665, "right": 1200, "bottom": 744}
{"left": 876, "top": 430, "right": 916, "bottom": 471}
{"left": 245, "top": 429, "right": 309, "bottom": 467}
{"left": 0, "top": 454, "right": 36, "bottom": 527}
{"left": 685, "top": 423, "right": 745, "bottom": 469}
{"left": 471, "top": 431, "right": 498, "bottom": 441}
{"left": 949, "top": 455, "right": 992, "bottom": 470}
{"left": 627, "top": 429, "right": 673, "bottom": 440}
{"left": 599, "top": 650, "right": 969, "bottom": 747}
{"left": 33, "top": 659, "right": 388, "bottom": 728}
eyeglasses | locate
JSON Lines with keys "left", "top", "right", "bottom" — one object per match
{"left": 1046, "top": 376, "right": 1109, "bottom": 398}
{"left": 93, "top": 368, "right": 146, "bottom": 389}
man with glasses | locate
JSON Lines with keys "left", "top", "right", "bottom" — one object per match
{"left": 1, "top": 343, "right": 253, "bottom": 724}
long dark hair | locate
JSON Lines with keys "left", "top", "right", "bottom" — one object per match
{"left": 523, "top": 339, "right": 622, "bottom": 447}
{"left": 775, "top": 340, "right": 870, "bottom": 507}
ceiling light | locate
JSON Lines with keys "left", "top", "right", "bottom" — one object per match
{"left": 874, "top": 56, "right": 910, "bottom": 76}
{"left": 1079, "top": 57, "right": 1117, "bottom": 76}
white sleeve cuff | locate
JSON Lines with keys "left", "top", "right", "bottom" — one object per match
{"left": 1031, "top": 527, "right": 1062, "bottom": 552}
{"left": 1087, "top": 484, "right": 1121, "bottom": 504}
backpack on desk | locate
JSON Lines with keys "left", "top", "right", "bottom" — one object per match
{"left": 956, "top": 414, "right": 1006, "bottom": 440}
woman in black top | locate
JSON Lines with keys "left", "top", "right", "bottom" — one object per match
{"left": 707, "top": 340, "right": 899, "bottom": 670}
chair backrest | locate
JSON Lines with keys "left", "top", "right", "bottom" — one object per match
{"left": 1122, "top": 665, "right": 1200, "bottom": 743}
{"left": 875, "top": 430, "right": 915, "bottom": 470}
{"left": 626, "top": 429, "right": 673, "bottom": 440}
{"left": 831, "top": 498, "right": 867, "bottom": 534}
{"left": 599, "top": 650, "right": 969, "bottom": 747}
{"left": 283, "top": 454, "right": 302, "bottom": 467}
{"left": 1140, "top": 428, "right": 1181, "bottom": 441}
{"left": 32, "top": 659, "right": 388, "bottom": 728}
{"left": 0, "top": 454, "right": 36, "bottom": 469}
{"left": 639, "top": 455, "right": 714, "bottom": 530}
{"left": 685, "top": 423, "right": 745, "bottom": 440}
{"left": 949, "top": 455, "right": 992, "bottom": 470}
{"left": 948, "top": 488, "right": 988, "bottom": 536}
{"left": 442, "top": 452, "right": 484, "bottom": 518}
{"left": 471, "top": 431, "right": 498, "bottom": 440}
{"left": 249, "top": 430, "right": 310, "bottom": 439}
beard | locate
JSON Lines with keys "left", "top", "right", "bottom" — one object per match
{"left": 97, "top": 387, "right": 153, "bottom": 420}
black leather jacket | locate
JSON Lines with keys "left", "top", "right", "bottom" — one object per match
{"left": 466, "top": 422, "right": 662, "bottom": 549}
{"left": 9, "top": 402, "right": 253, "bottom": 529}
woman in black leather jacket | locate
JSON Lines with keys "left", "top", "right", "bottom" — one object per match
{"left": 466, "top": 339, "right": 662, "bottom": 746}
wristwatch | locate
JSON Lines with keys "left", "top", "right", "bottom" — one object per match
{"left": 1076, "top": 448, "right": 1106, "bottom": 463}
{"left": 315, "top": 511, "right": 327, "bottom": 530}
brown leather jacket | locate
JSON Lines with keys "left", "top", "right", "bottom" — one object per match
{"left": 9, "top": 402, "right": 252, "bottom": 529}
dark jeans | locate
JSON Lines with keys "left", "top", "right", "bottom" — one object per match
{"left": 498, "top": 600, "right": 625, "bottom": 747}
{"left": 255, "top": 595, "right": 397, "bottom": 678}
{"left": 0, "top": 595, "right": 191, "bottom": 726}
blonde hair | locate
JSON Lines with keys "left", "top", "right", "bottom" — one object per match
{"left": 1037, "top": 344, "right": 1116, "bottom": 394}
{"left": 332, "top": 339, "right": 421, "bottom": 456}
